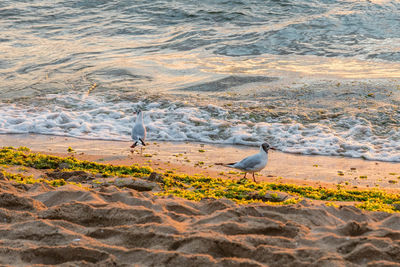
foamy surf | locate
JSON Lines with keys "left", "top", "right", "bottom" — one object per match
{"left": 0, "top": 90, "right": 399, "bottom": 162}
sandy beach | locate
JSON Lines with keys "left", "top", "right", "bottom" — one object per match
{"left": 1, "top": 134, "right": 400, "bottom": 266}
{"left": 2, "top": 134, "right": 399, "bottom": 190}
{"left": 1, "top": 177, "right": 400, "bottom": 266}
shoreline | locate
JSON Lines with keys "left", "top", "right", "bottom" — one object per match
{"left": 1, "top": 133, "right": 399, "bottom": 191}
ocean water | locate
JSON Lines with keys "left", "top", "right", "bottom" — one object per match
{"left": 0, "top": 0, "right": 399, "bottom": 161}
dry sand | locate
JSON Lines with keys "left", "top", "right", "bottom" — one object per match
{"left": 1, "top": 134, "right": 400, "bottom": 266}
{"left": 1, "top": 173, "right": 400, "bottom": 266}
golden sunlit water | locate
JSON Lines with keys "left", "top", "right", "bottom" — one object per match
{"left": 0, "top": 0, "right": 399, "bottom": 161}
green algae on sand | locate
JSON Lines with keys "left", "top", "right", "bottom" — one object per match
{"left": 1, "top": 146, "right": 399, "bottom": 213}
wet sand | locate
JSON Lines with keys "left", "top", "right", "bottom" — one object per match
{"left": 1, "top": 133, "right": 399, "bottom": 190}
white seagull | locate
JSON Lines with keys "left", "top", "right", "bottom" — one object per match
{"left": 217, "top": 143, "right": 274, "bottom": 182}
{"left": 130, "top": 109, "right": 146, "bottom": 153}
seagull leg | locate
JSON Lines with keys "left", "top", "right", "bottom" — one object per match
{"left": 130, "top": 142, "right": 137, "bottom": 154}
{"left": 252, "top": 173, "right": 257, "bottom": 183}
{"left": 243, "top": 173, "right": 247, "bottom": 179}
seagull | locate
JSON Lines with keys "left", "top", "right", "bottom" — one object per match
{"left": 216, "top": 143, "right": 275, "bottom": 182}
{"left": 131, "top": 109, "right": 146, "bottom": 154}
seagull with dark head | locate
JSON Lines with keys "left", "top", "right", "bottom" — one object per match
{"left": 217, "top": 143, "right": 274, "bottom": 182}
{"left": 131, "top": 109, "right": 146, "bottom": 154}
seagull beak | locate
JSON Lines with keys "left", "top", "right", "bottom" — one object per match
{"left": 270, "top": 147, "right": 276, "bottom": 150}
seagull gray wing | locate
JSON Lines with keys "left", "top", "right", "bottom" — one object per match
{"left": 232, "top": 154, "right": 263, "bottom": 171}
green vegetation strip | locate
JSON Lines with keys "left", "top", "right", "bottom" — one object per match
{"left": 2, "top": 171, "right": 84, "bottom": 188}
{"left": 0, "top": 147, "right": 152, "bottom": 177}
{"left": 1, "top": 147, "right": 399, "bottom": 213}
{"left": 160, "top": 173, "right": 400, "bottom": 212}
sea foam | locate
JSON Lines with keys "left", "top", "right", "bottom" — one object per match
{"left": 0, "top": 93, "right": 399, "bottom": 162}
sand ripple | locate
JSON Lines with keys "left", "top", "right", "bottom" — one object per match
{"left": 0, "top": 179, "right": 400, "bottom": 266}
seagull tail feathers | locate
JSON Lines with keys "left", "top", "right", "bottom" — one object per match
{"left": 139, "top": 138, "right": 146, "bottom": 146}
{"left": 215, "top": 162, "right": 236, "bottom": 168}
